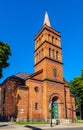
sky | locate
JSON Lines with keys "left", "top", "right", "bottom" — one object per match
{"left": 0, "top": 0, "right": 83, "bottom": 83}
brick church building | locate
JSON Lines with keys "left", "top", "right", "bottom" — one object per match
{"left": 0, "top": 12, "right": 76, "bottom": 122}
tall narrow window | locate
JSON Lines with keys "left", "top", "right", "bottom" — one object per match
{"left": 52, "top": 49, "right": 55, "bottom": 59}
{"left": 36, "top": 53, "right": 38, "bottom": 62}
{"left": 39, "top": 38, "right": 41, "bottom": 44}
{"left": 35, "top": 103, "right": 38, "bottom": 110}
{"left": 52, "top": 36, "right": 54, "bottom": 44}
{"left": 42, "top": 49, "right": 44, "bottom": 58}
{"left": 55, "top": 37, "right": 58, "bottom": 45}
{"left": 49, "top": 48, "right": 51, "bottom": 57}
{"left": 56, "top": 51, "right": 58, "bottom": 60}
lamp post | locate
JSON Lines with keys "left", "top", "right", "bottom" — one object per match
{"left": 50, "top": 110, "right": 53, "bottom": 127}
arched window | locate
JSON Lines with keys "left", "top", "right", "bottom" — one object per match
{"left": 35, "top": 103, "right": 38, "bottom": 110}
{"left": 56, "top": 37, "right": 58, "bottom": 40}
{"left": 34, "top": 87, "right": 39, "bottom": 92}
{"left": 55, "top": 37, "right": 58, "bottom": 45}
{"left": 52, "top": 36, "right": 54, "bottom": 44}
{"left": 49, "top": 48, "right": 51, "bottom": 57}
{"left": 39, "top": 38, "right": 41, "bottom": 44}
{"left": 36, "top": 53, "right": 38, "bottom": 62}
{"left": 52, "top": 97, "right": 58, "bottom": 119}
{"left": 52, "top": 49, "right": 55, "bottom": 59}
{"left": 56, "top": 51, "right": 58, "bottom": 60}
{"left": 53, "top": 68, "right": 57, "bottom": 77}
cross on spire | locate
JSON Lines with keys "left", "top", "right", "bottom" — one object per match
{"left": 44, "top": 12, "right": 51, "bottom": 27}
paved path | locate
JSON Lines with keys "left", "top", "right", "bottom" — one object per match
{"left": 0, "top": 122, "right": 83, "bottom": 130}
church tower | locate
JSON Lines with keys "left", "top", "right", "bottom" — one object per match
{"left": 34, "top": 12, "right": 66, "bottom": 120}
{"left": 34, "top": 12, "right": 63, "bottom": 82}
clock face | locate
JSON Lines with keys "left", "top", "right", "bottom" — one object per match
{"left": 53, "top": 68, "right": 57, "bottom": 77}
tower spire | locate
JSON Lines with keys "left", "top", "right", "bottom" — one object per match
{"left": 44, "top": 12, "right": 51, "bottom": 27}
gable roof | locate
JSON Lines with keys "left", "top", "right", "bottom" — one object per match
{"left": 9, "top": 72, "right": 30, "bottom": 80}
{"left": 14, "top": 72, "right": 30, "bottom": 79}
{"left": 1, "top": 72, "right": 31, "bottom": 85}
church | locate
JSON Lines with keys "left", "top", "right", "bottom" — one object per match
{"left": 0, "top": 12, "right": 76, "bottom": 123}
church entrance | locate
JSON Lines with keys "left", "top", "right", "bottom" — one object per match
{"left": 52, "top": 97, "right": 58, "bottom": 119}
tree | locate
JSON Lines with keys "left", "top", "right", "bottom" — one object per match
{"left": 0, "top": 41, "right": 11, "bottom": 78}
{"left": 70, "top": 69, "right": 83, "bottom": 119}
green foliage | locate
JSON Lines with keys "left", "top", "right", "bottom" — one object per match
{"left": 70, "top": 69, "right": 83, "bottom": 105}
{"left": 49, "top": 109, "right": 54, "bottom": 113}
{"left": 16, "top": 121, "right": 50, "bottom": 125}
{"left": 0, "top": 41, "right": 11, "bottom": 78}
{"left": 70, "top": 70, "right": 83, "bottom": 119}
{"left": 76, "top": 116, "right": 81, "bottom": 120}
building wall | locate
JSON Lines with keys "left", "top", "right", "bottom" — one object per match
{"left": 71, "top": 95, "right": 76, "bottom": 121}
{"left": 42, "top": 81, "right": 66, "bottom": 120}
{"left": 1, "top": 78, "right": 24, "bottom": 120}
{"left": 65, "top": 86, "right": 72, "bottom": 119}
{"left": 2, "top": 80, "right": 16, "bottom": 117}
{"left": 16, "top": 87, "right": 28, "bottom": 121}
{"left": 25, "top": 79, "right": 43, "bottom": 121}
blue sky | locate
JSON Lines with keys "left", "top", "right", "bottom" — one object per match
{"left": 0, "top": 0, "right": 83, "bottom": 83}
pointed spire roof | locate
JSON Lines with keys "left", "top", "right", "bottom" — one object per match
{"left": 44, "top": 12, "right": 51, "bottom": 27}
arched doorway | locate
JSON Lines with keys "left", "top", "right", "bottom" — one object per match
{"left": 52, "top": 97, "right": 58, "bottom": 119}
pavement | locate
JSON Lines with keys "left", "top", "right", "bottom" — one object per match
{"left": 0, "top": 122, "right": 83, "bottom": 130}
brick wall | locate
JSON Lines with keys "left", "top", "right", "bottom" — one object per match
{"left": 25, "top": 79, "right": 43, "bottom": 120}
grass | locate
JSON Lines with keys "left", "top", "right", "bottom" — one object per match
{"left": 73, "top": 120, "right": 83, "bottom": 124}
{"left": 73, "top": 122, "right": 83, "bottom": 124}
{"left": 15, "top": 121, "right": 50, "bottom": 125}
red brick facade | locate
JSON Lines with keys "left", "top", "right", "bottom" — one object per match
{"left": 0, "top": 15, "right": 76, "bottom": 122}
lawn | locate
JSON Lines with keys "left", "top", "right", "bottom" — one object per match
{"left": 16, "top": 121, "right": 50, "bottom": 125}
{"left": 73, "top": 120, "right": 83, "bottom": 124}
